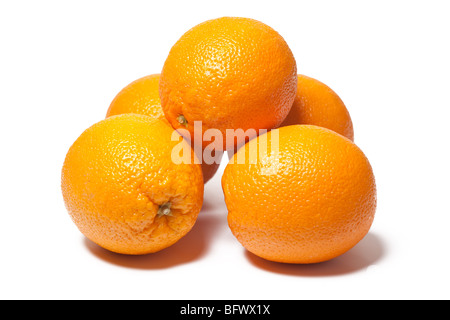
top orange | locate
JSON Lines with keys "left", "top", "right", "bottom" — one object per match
{"left": 160, "top": 17, "right": 297, "bottom": 150}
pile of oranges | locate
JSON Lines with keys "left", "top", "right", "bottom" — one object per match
{"left": 62, "top": 17, "right": 376, "bottom": 264}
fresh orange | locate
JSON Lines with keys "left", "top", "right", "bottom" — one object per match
{"left": 160, "top": 17, "right": 297, "bottom": 150}
{"left": 106, "top": 74, "right": 222, "bottom": 184}
{"left": 106, "top": 74, "right": 166, "bottom": 121}
{"left": 222, "top": 125, "right": 376, "bottom": 264}
{"left": 280, "top": 74, "right": 354, "bottom": 141}
{"left": 61, "top": 114, "right": 204, "bottom": 255}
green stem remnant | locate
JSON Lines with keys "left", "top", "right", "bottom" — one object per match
{"left": 177, "top": 115, "right": 188, "bottom": 127}
{"left": 157, "top": 202, "right": 172, "bottom": 218}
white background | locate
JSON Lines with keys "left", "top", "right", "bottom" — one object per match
{"left": 1, "top": 0, "right": 449, "bottom": 300}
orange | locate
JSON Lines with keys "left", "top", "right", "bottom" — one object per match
{"left": 222, "top": 125, "right": 376, "bottom": 264}
{"left": 106, "top": 74, "right": 166, "bottom": 121}
{"left": 280, "top": 74, "right": 354, "bottom": 141}
{"left": 106, "top": 74, "right": 222, "bottom": 183}
{"left": 160, "top": 17, "right": 297, "bottom": 150}
{"left": 61, "top": 114, "right": 204, "bottom": 255}
{"left": 201, "top": 149, "right": 222, "bottom": 184}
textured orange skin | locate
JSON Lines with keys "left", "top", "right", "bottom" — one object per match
{"left": 61, "top": 114, "right": 204, "bottom": 255}
{"left": 106, "top": 74, "right": 222, "bottom": 184}
{"left": 106, "top": 74, "right": 166, "bottom": 121}
{"left": 280, "top": 75, "right": 354, "bottom": 141}
{"left": 160, "top": 17, "right": 297, "bottom": 150}
{"left": 222, "top": 125, "right": 376, "bottom": 264}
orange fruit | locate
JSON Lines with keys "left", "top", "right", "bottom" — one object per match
{"left": 106, "top": 74, "right": 222, "bottom": 184}
{"left": 106, "top": 74, "right": 166, "bottom": 121}
{"left": 280, "top": 74, "right": 354, "bottom": 141}
{"left": 201, "top": 150, "right": 222, "bottom": 184}
{"left": 160, "top": 17, "right": 297, "bottom": 150}
{"left": 61, "top": 114, "right": 204, "bottom": 255}
{"left": 222, "top": 125, "right": 376, "bottom": 264}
